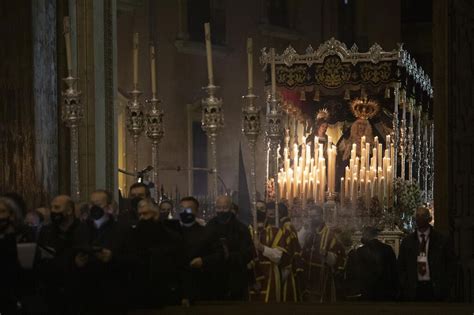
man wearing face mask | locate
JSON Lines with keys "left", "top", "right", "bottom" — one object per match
{"left": 190, "top": 195, "right": 253, "bottom": 300}
{"left": 0, "top": 197, "right": 22, "bottom": 314}
{"left": 398, "top": 206, "right": 456, "bottom": 301}
{"left": 71, "top": 189, "right": 122, "bottom": 312}
{"left": 301, "top": 206, "right": 346, "bottom": 302}
{"left": 177, "top": 196, "right": 212, "bottom": 304}
{"left": 90, "top": 189, "right": 115, "bottom": 219}
{"left": 121, "top": 198, "right": 184, "bottom": 309}
{"left": 36, "top": 195, "right": 78, "bottom": 314}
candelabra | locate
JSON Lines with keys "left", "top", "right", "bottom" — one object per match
{"left": 399, "top": 88, "right": 407, "bottom": 180}
{"left": 62, "top": 75, "right": 83, "bottom": 201}
{"left": 242, "top": 91, "right": 261, "bottom": 229}
{"left": 422, "top": 115, "right": 429, "bottom": 202}
{"left": 392, "top": 85, "right": 400, "bottom": 181}
{"left": 145, "top": 95, "right": 164, "bottom": 201}
{"left": 127, "top": 89, "right": 145, "bottom": 174}
{"left": 266, "top": 94, "right": 283, "bottom": 226}
{"left": 415, "top": 106, "right": 422, "bottom": 185}
{"left": 202, "top": 84, "right": 224, "bottom": 202}
{"left": 407, "top": 99, "right": 415, "bottom": 183}
{"left": 429, "top": 121, "right": 434, "bottom": 202}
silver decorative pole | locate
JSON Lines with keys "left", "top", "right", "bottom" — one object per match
{"left": 266, "top": 48, "right": 283, "bottom": 227}
{"left": 429, "top": 121, "right": 434, "bottom": 202}
{"left": 422, "top": 114, "right": 429, "bottom": 202}
{"left": 127, "top": 89, "right": 145, "bottom": 174}
{"left": 62, "top": 17, "right": 83, "bottom": 202}
{"left": 145, "top": 96, "right": 164, "bottom": 201}
{"left": 127, "top": 33, "right": 144, "bottom": 175}
{"left": 407, "top": 98, "right": 415, "bottom": 183}
{"left": 145, "top": 43, "right": 164, "bottom": 202}
{"left": 399, "top": 88, "right": 407, "bottom": 180}
{"left": 416, "top": 105, "right": 422, "bottom": 184}
{"left": 62, "top": 76, "right": 83, "bottom": 201}
{"left": 202, "top": 85, "right": 224, "bottom": 202}
{"left": 202, "top": 23, "right": 224, "bottom": 203}
{"left": 242, "top": 38, "right": 261, "bottom": 230}
{"left": 392, "top": 83, "right": 400, "bottom": 180}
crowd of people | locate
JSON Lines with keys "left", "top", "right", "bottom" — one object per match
{"left": 0, "top": 183, "right": 456, "bottom": 314}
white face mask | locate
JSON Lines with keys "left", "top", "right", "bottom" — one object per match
{"left": 93, "top": 214, "right": 109, "bottom": 229}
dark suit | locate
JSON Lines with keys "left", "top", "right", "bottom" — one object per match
{"left": 203, "top": 214, "right": 253, "bottom": 300}
{"left": 345, "top": 239, "right": 398, "bottom": 301}
{"left": 397, "top": 226, "right": 456, "bottom": 301}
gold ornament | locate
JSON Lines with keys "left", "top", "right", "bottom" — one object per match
{"left": 350, "top": 98, "right": 379, "bottom": 120}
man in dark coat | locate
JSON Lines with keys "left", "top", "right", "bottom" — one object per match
{"left": 178, "top": 196, "right": 212, "bottom": 305}
{"left": 71, "top": 191, "right": 123, "bottom": 313}
{"left": 189, "top": 195, "right": 253, "bottom": 301}
{"left": 121, "top": 198, "right": 184, "bottom": 309}
{"left": 0, "top": 197, "right": 21, "bottom": 314}
{"left": 345, "top": 226, "right": 398, "bottom": 301}
{"left": 398, "top": 206, "right": 456, "bottom": 301}
{"left": 36, "top": 195, "right": 79, "bottom": 314}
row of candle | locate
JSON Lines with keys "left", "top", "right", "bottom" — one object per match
{"left": 340, "top": 135, "right": 394, "bottom": 208}
{"left": 277, "top": 134, "right": 337, "bottom": 207}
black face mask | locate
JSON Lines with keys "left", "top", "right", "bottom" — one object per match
{"left": 216, "top": 211, "right": 233, "bottom": 224}
{"left": 179, "top": 211, "right": 195, "bottom": 225}
{"left": 50, "top": 212, "right": 65, "bottom": 226}
{"left": 131, "top": 197, "right": 142, "bottom": 213}
{"left": 90, "top": 205, "right": 105, "bottom": 221}
{"left": 256, "top": 210, "right": 266, "bottom": 223}
{"left": 0, "top": 217, "right": 10, "bottom": 233}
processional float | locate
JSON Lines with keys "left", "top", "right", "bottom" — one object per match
{"left": 258, "top": 38, "right": 434, "bottom": 231}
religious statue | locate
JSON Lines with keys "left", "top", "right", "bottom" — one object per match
{"left": 306, "top": 108, "right": 330, "bottom": 155}
{"left": 337, "top": 98, "right": 379, "bottom": 162}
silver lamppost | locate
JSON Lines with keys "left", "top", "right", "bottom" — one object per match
{"left": 145, "top": 43, "right": 164, "bottom": 201}
{"left": 62, "top": 17, "right": 83, "bottom": 202}
{"left": 266, "top": 48, "right": 283, "bottom": 226}
{"left": 202, "top": 84, "right": 224, "bottom": 202}
{"left": 242, "top": 38, "right": 261, "bottom": 230}
{"left": 145, "top": 95, "right": 164, "bottom": 201}
{"left": 127, "top": 89, "right": 145, "bottom": 174}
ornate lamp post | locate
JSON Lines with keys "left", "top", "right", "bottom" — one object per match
{"left": 127, "top": 33, "right": 145, "bottom": 175}
{"left": 145, "top": 44, "right": 164, "bottom": 201}
{"left": 145, "top": 96, "right": 164, "bottom": 201}
{"left": 62, "top": 17, "right": 83, "bottom": 201}
{"left": 242, "top": 38, "right": 261, "bottom": 230}
{"left": 202, "top": 23, "right": 224, "bottom": 203}
{"left": 266, "top": 48, "right": 283, "bottom": 226}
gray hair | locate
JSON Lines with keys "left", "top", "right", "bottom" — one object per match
{"left": 0, "top": 196, "right": 23, "bottom": 226}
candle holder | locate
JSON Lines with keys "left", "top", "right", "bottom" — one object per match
{"left": 399, "top": 90, "right": 407, "bottom": 180}
{"left": 202, "top": 84, "right": 224, "bottom": 202}
{"left": 266, "top": 94, "right": 283, "bottom": 225}
{"left": 407, "top": 99, "right": 415, "bottom": 183}
{"left": 145, "top": 95, "right": 164, "bottom": 201}
{"left": 422, "top": 115, "right": 429, "bottom": 202}
{"left": 242, "top": 92, "right": 261, "bottom": 229}
{"left": 392, "top": 85, "right": 400, "bottom": 180}
{"left": 62, "top": 75, "right": 83, "bottom": 201}
{"left": 415, "top": 106, "right": 422, "bottom": 185}
{"left": 126, "top": 89, "right": 145, "bottom": 174}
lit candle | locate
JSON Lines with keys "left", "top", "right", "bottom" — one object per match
{"left": 247, "top": 38, "right": 253, "bottom": 91}
{"left": 133, "top": 32, "right": 139, "bottom": 88}
{"left": 63, "top": 17, "right": 73, "bottom": 76}
{"left": 150, "top": 44, "right": 157, "bottom": 96}
{"left": 204, "top": 23, "right": 214, "bottom": 86}
{"left": 340, "top": 177, "right": 345, "bottom": 204}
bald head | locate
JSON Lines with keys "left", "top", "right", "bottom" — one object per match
{"left": 415, "top": 206, "right": 432, "bottom": 231}
{"left": 51, "top": 195, "right": 74, "bottom": 215}
{"left": 215, "top": 195, "right": 232, "bottom": 213}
